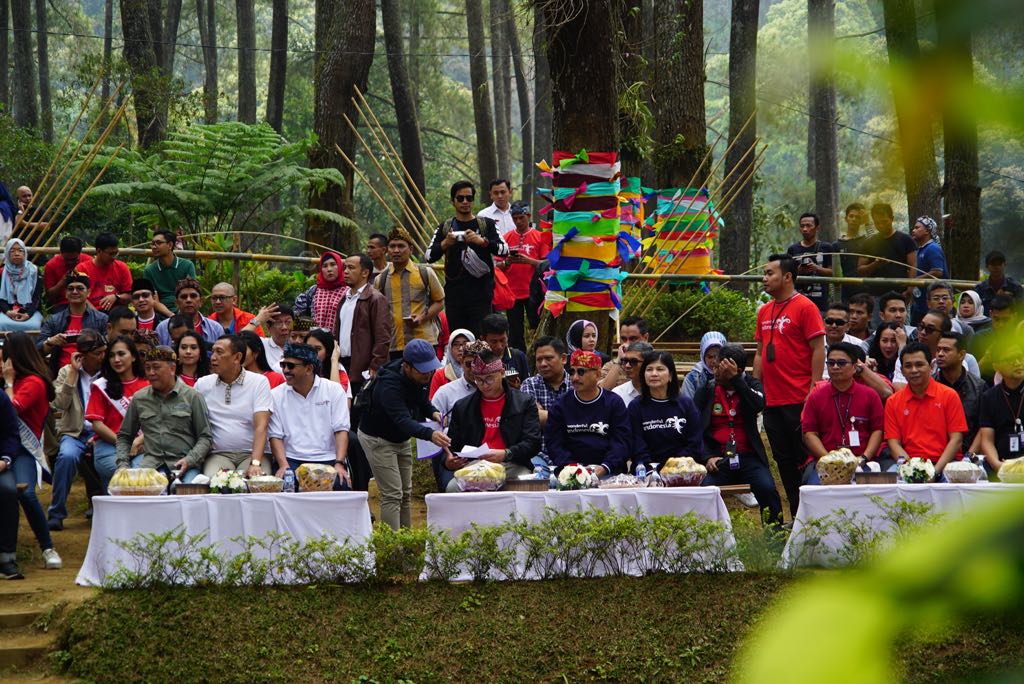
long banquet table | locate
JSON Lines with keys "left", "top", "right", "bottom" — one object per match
{"left": 781, "top": 483, "right": 1024, "bottom": 568}
{"left": 424, "top": 487, "right": 738, "bottom": 580}
{"left": 76, "top": 492, "right": 374, "bottom": 586}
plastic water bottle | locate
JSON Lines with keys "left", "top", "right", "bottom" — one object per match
{"left": 895, "top": 457, "right": 906, "bottom": 484}
{"left": 282, "top": 469, "right": 296, "bottom": 493}
{"left": 533, "top": 466, "right": 546, "bottom": 480}
{"left": 635, "top": 464, "right": 647, "bottom": 483}
{"left": 549, "top": 468, "right": 558, "bottom": 490}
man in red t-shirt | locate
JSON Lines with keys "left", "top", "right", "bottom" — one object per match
{"left": 802, "top": 342, "right": 885, "bottom": 480}
{"left": 753, "top": 253, "right": 825, "bottom": 517}
{"left": 43, "top": 236, "right": 91, "bottom": 311}
{"left": 885, "top": 341, "right": 967, "bottom": 478}
{"left": 80, "top": 232, "right": 133, "bottom": 311}
{"left": 499, "top": 202, "right": 549, "bottom": 352}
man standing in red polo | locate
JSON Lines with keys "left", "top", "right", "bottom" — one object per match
{"left": 753, "top": 253, "right": 825, "bottom": 517}
{"left": 885, "top": 341, "right": 967, "bottom": 479}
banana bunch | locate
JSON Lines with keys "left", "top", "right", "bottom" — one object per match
{"left": 454, "top": 461, "right": 506, "bottom": 491}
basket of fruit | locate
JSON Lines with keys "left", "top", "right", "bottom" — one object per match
{"left": 296, "top": 463, "right": 337, "bottom": 492}
{"left": 109, "top": 468, "right": 168, "bottom": 496}
{"left": 817, "top": 448, "right": 860, "bottom": 486}
{"left": 660, "top": 457, "right": 707, "bottom": 487}
{"left": 247, "top": 475, "right": 284, "bottom": 494}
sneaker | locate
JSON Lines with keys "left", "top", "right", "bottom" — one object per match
{"left": 733, "top": 492, "right": 759, "bottom": 508}
{"left": 42, "top": 548, "right": 62, "bottom": 570}
{"left": 84, "top": 507, "right": 93, "bottom": 520}
{"left": 47, "top": 518, "right": 64, "bottom": 531}
{"left": 0, "top": 561, "right": 24, "bottom": 579}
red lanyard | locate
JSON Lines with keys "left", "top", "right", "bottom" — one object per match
{"left": 766, "top": 294, "right": 797, "bottom": 363}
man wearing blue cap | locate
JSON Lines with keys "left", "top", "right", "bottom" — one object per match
{"left": 358, "top": 338, "right": 451, "bottom": 529}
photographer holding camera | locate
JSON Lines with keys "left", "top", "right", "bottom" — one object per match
{"left": 426, "top": 180, "right": 509, "bottom": 334}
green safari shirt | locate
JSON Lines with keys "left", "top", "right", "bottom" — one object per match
{"left": 115, "top": 378, "right": 213, "bottom": 470}
{"left": 143, "top": 256, "right": 197, "bottom": 312}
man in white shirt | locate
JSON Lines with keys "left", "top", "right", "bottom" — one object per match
{"left": 476, "top": 178, "right": 515, "bottom": 234}
{"left": 259, "top": 305, "right": 293, "bottom": 372}
{"left": 195, "top": 335, "right": 274, "bottom": 478}
{"left": 268, "top": 342, "right": 351, "bottom": 489}
{"left": 612, "top": 342, "right": 653, "bottom": 406}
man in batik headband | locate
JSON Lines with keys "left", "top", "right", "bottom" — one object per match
{"left": 442, "top": 348, "right": 541, "bottom": 491}
{"left": 114, "top": 345, "right": 212, "bottom": 480}
{"left": 910, "top": 215, "right": 950, "bottom": 322}
{"left": 545, "top": 349, "right": 631, "bottom": 476}
{"left": 268, "top": 343, "right": 352, "bottom": 487}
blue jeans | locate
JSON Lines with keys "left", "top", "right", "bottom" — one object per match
{"left": 0, "top": 467, "right": 18, "bottom": 560}
{"left": 48, "top": 433, "right": 93, "bottom": 522}
{"left": 92, "top": 441, "right": 119, "bottom": 491}
{"left": 285, "top": 458, "right": 349, "bottom": 491}
{"left": 703, "top": 454, "right": 784, "bottom": 526}
{"left": 13, "top": 448, "right": 53, "bottom": 551}
{"left": 0, "top": 311, "right": 43, "bottom": 332}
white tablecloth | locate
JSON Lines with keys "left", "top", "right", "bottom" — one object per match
{"left": 782, "top": 483, "right": 1024, "bottom": 567}
{"left": 424, "top": 487, "right": 737, "bottom": 579}
{"left": 76, "top": 492, "right": 373, "bottom": 586}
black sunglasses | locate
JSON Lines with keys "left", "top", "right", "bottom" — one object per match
{"left": 823, "top": 318, "right": 848, "bottom": 326}
{"left": 825, "top": 359, "right": 851, "bottom": 368}
{"left": 454, "top": 195, "right": 474, "bottom": 202}
{"left": 280, "top": 361, "right": 307, "bottom": 370}
{"left": 569, "top": 367, "right": 594, "bottom": 377}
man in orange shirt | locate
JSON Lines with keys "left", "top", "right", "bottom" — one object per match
{"left": 207, "top": 282, "right": 259, "bottom": 335}
{"left": 884, "top": 341, "right": 968, "bottom": 480}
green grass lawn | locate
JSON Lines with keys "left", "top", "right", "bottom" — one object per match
{"left": 56, "top": 574, "right": 1024, "bottom": 683}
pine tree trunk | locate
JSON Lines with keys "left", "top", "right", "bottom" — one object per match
{"left": 120, "top": 0, "right": 162, "bottom": 147}
{"left": 10, "top": 0, "right": 37, "bottom": 129}
{"left": 196, "top": 0, "right": 218, "bottom": 123}
{"left": 935, "top": 0, "right": 980, "bottom": 279}
{"left": 101, "top": 0, "right": 113, "bottom": 104}
{"left": 720, "top": 0, "right": 758, "bottom": 278}
{"left": 618, "top": 0, "right": 644, "bottom": 179}
{"left": 236, "top": 0, "right": 257, "bottom": 124}
{"left": 381, "top": 0, "right": 426, "bottom": 219}
{"left": 0, "top": 0, "right": 10, "bottom": 112}
{"left": 307, "top": 0, "right": 375, "bottom": 252}
{"left": 881, "top": 0, "right": 941, "bottom": 226}
{"left": 508, "top": 12, "right": 532, "bottom": 203}
{"left": 808, "top": 0, "right": 838, "bottom": 240}
{"left": 532, "top": 3, "right": 551, "bottom": 213}
{"left": 465, "top": 0, "right": 498, "bottom": 190}
{"left": 266, "top": 0, "right": 288, "bottom": 132}
{"left": 652, "top": 0, "right": 708, "bottom": 188}
{"left": 34, "top": 0, "right": 51, "bottom": 141}
{"left": 488, "top": 0, "right": 510, "bottom": 181}
{"left": 161, "top": 0, "right": 183, "bottom": 76}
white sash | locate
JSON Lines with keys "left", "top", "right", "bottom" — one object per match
{"left": 17, "top": 418, "right": 49, "bottom": 488}
{"left": 92, "top": 377, "right": 132, "bottom": 418}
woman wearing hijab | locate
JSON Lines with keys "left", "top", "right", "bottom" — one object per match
{"left": 565, "top": 319, "right": 609, "bottom": 363}
{"left": 956, "top": 290, "right": 992, "bottom": 334}
{"left": 293, "top": 251, "right": 348, "bottom": 330}
{"left": 681, "top": 331, "right": 726, "bottom": 400}
{"left": 429, "top": 328, "right": 475, "bottom": 399}
{"left": 0, "top": 239, "right": 44, "bottom": 332}
{"left": 910, "top": 216, "right": 949, "bottom": 322}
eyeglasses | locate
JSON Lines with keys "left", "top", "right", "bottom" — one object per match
{"left": 823, "top": 318, "right": 848, "bottom": 326}
{"left": 825, "top": 359, "right": 852, "bottom": 368}
{"left": 150, "top": 240, "right": 168, "bottom": 247}
{"left": 454, "top": 195, "right": 474, "bottom": 203}
{"left": 131, "top": 292, "right": 152, "bottom": 299}
{"left": 474, "top": 375, "right": 500, "bottom": 385}
{"left": 929, "top": 294, "right": 953, "bottom": 302}
{"left": 279, "top": 361, "right": 306, "bottom": 370}
{"left": 209, "top": 295, "right": 231, "bottom": 301}
{"left": 569, "top": 367, "right": 594, "bottom": 377}
{"left": 619, "top": 358, "right": 640, "bottom": 366}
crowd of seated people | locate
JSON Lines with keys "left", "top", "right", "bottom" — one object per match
{"left": 1, "top": 193, "right": 1023, "bottom": 582}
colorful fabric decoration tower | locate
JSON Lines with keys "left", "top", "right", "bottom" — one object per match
{"left": 536, "top": 150, "right": 640, "bottom": 318}
{"left": 642, "top": 187, "right": 724, "bottom": 275}
{"left": 619, "top": 177, "right": 645, "bottom": 242}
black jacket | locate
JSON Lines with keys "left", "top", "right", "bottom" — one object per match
{"left": 691, "top": 370, "right": 768, "bottom": 465}
{"left": 446, "top": 385, "right": 540, "bottom": 471}
{"left": 358, "top": 359, "right": 437, "bottom": 443}
{"left": 426, "top": 216, "right": 508, "bottom": 292}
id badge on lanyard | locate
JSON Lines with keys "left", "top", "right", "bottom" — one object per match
{"left": 1011, "top": 418, "right": 1022, "bottom": 453}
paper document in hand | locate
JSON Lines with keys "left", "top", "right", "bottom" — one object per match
{"left": 457, "top": 443, "right": 490, "bottom": 460}
{"left": 415, "top": 420, "right": 442, "bottom": 460}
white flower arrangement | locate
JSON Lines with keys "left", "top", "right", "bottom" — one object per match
{"left": 557, "top": 464, "right": 599, "bottom": 491}
{"left": 898, "top": 457, "right": 936, "bottom": 484}
{"left": 209, "top": 469, "right": 247, "bottom": 494}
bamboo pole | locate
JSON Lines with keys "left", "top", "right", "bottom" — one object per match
{"left": 21, "top": 81, "right": 126, "bottom": 244}
{"left": 352, "top": 85, "right": 439, "bottom": 227}
{"left": 334, "top": 144, "right": 406, "bottom": 230}
{"left": 15, "top": 72, "right": 106, "bottom": 234}
{"left": 341, "top": 113, "right": 432, "bottom": 249}
{"left": 631, "top": 137, "right": 762, "bottom": 314}
{"left": 46, "top": 145, "right": 125, "bottom": 243}
{"left": 28, "top": 97, "right": 130, "bottom": 248}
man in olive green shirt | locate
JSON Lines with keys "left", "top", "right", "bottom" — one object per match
{"left": 115, "top": 346, "right": 212, "bottom": 482}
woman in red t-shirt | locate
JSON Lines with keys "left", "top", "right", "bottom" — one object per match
{"left": 0, "top": 332, "right": 61, "bottom": 569}
{"left": 239, "top": 330, "right": 285, "bottom": 388}
{"left": 86, "top": 336, "right": 148, "bottom": 486}
{"left": 305, "top": 329, "right": 352, "bottom": 399}
{"left": 174, "top": 331, "right": 209, "bottom": 387}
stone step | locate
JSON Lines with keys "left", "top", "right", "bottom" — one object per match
{"left": 0, "top": 610, "right": 42, "bottom": 629}
{"left": 0, "top": 635, "right": 52, "bottom": 669}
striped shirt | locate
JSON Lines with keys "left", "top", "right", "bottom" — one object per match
{"left": 376, "top": 262, "right": 445, "bottom": 351}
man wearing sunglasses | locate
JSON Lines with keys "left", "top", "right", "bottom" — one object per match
{"left": 801, "top": 342, "right": 886, "bottom": 482}
{"left": 546, "top": 350, "right": 631, "bottom": 477}
{"left": 821, "top": 303, "right": 868, "bottom": 380}
{"left": 893, "top": 310, "right": 980, "bottom": 388}
{"left": 38, "top": 273, "right": 109, "bottom": 376}
{"left": 426, "top": 180, "right": 509, "bottom": 334}
{"left": 129, "top": 279, "right": 165, "bottom": 332}
{"left": 611, "top": 341, "right": 654, "bottom": 406}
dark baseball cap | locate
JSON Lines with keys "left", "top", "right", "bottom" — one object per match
{"left": 510, "top": 201, "right": 530, "bottom": 216}
{"left": 403, "top": 338, "right": 442, "bottom": 373}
